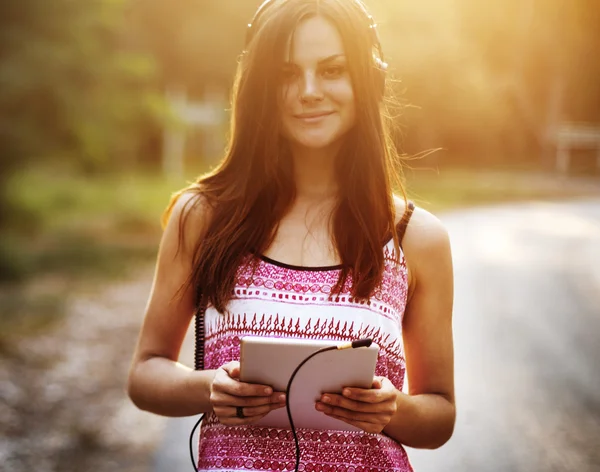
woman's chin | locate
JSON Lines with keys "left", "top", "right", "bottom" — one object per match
{"left": 291, "top": 134, "right": 343, "bottom": 151}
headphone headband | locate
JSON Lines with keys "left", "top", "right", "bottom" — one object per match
{"left": 245, "top": 0, "right": 384, "bottom": 63}
{"left": 244, "top": 0, "right": 275, "bottom": 47}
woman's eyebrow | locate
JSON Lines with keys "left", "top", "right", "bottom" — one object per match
{"left": 318, "top": 54, "right": 345, "bottom": 65}
{"left": 283, "top": 54, "right": 346, "bottom": 67}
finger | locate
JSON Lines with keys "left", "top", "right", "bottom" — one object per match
{"left": 215, "top": 403, "right": 285, "bottom": 426}
{"left": 315, "top": 402, "right": 386, "bottom": 423}
{"left": 270, "top": 392, "right": 286, "bottom": 404}
{"left": 230, "top": 381, "right": 274, "bottom": 397}
{"left": 221, "top": 361, "right": 241, "bottom": 379}
{"left": 214, "top": 372, "right": 274, "bottom": 397}
{"left": 318, "top": 394, "right": 382, "bottom": 413}
{"left": 372, "top": 377, "right": 383, "bottom": 389}
{"left": 340, "top": 384, "right": 396, "bottom": 404}
{"left": 221, "top": 402, "right": 285, "bottom": 418}
{"left": 212, "top": 392, "right": 286, "bottom": 407}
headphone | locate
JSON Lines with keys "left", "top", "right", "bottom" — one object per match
{"left": 244, "top": 0, "right": 388, "bottom": 98}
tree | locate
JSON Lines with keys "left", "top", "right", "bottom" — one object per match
{"left": 369, "top": 0, "right": 600, "bottom": 166}
{"left": 0, "top": 0, "right": 160, "bottom": 230}
{"left": 129, "top": 0, "right": 261, "bottom": 91}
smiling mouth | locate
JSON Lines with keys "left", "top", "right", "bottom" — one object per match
{"left": 295, "top": 111, "right": 334, "bottom": 122}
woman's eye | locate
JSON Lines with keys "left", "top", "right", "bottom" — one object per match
{"left": 322, "top": 65, "right": 345, "bottom": 78}
{"left": 281, "top": 67, "right": 299, "bottom": 81}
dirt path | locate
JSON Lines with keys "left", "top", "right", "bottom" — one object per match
{"left": 0, "top": 266, "right": 166, "bottom": 472}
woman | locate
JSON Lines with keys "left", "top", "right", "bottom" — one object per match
{"left": 127, "top": 0, "right": 455, "bottom": 470}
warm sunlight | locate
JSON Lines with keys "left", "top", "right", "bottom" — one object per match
{"left": 3, "top": 1, "right": 600, "bottom": 469}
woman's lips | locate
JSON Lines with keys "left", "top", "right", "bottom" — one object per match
{"left": 294, "top": 111, "right": 334, "bottom": 123}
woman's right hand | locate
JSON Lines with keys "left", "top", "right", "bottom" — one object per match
{"left": 210, "top": 361, "right": 286, "bottom": 425}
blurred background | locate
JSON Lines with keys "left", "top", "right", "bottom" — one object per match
{"left": 1, "top": 1, "right": 599, "bottom": 471}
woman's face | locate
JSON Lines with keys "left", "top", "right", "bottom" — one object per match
{"left": 279, "top": 15, "right": 356, "bottom": 152}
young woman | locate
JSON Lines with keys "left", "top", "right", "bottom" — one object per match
{"left": 128, "top": 0, "right": 455, "bottom": 470}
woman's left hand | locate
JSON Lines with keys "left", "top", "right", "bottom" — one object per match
{"left": 315, "top": 377, "right": 398, "bottom": 434}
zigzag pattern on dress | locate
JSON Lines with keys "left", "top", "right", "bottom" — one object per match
{"left": 206, "top": 313, "right": 402, "bottom": 359}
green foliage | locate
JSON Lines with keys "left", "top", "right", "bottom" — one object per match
{"left": 1, "top": 168, "right": 184, "bottom": 284}
{"left": 0, "top": 0, "right": 162, "bottom": 180}
{"left": 0, "top": 0, "right": 171, "bottom": 297}
{"left": 5, "top": 168, "right": 175, "bottom": 234}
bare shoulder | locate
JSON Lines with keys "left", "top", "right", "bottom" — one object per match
{"left": 128, "top": 188, "right": 213, "bottom": 366}
{"left": 164, "top": 187, "right": 210, "bottom": 230}
{"left": 392, "top": 195, "right": 449, "bottom": 248}
{"left": 405, "top": 209, "right": 449, "bottom": 253}
{"left": 162, "top": 188, "right": 212, "bottom": 257}
{"left": 392, "top": 196, "right": 452, "bottom": 292}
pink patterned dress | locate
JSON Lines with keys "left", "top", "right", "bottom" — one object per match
{"left": 197, "top": 237, "right": 414, "bottom": 472}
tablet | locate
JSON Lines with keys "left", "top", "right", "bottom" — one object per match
{"left": 239, "top": 336, "right": 379, "bottom": 431}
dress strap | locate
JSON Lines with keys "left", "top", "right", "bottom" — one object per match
{"left": 396, "top": 201, "right": 415, "bottom": 247}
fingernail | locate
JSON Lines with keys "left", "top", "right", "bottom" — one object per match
{"left": 322, "top": 395, "right": 331, "bottom": 403}
{"left": 343, "top": 389, "right": 351, "bottom": 397}
{"left": 278, "top": 394, "right": 286, "bottom": 402}
{"left": 315, "top": 403, "right": 325, "bottom": 411}
{"left": 264, "top": 387, "right": 273, "bottom": 395}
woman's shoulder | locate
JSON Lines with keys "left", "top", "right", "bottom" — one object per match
{"left": 392, "top": 195, "right": 452, "bottom": 290}
{"left": 392, "top": 195, "right": 449, "bottom": 248}
{"left": 161, "top": 186, "right": 213, "bottom": 254}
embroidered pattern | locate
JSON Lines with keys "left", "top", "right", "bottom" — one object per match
{"left": 198, "top": 416, "right": 412, "bottom": 472}
{"left": 233, "top": 245, "right": 407, "bottom": 318}
{"left": 198, "top": 241, "right": 413, "bottom": 472}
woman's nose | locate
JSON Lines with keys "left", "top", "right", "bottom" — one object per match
{"left": 299, "top": 71, "right": 324, "bottom": 103}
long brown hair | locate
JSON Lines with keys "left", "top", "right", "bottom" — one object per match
{"left": 164, "top": 0, "right": 405, "bottom": 313}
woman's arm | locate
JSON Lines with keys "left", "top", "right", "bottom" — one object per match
{"left": 383, "top": 206, "right": 456, "bottom": 448}
{"left": 127, "top": 192, "right": 285, "bottom": 419}
{"left": 127, "top": 192, "right": 217, "bottom": 417}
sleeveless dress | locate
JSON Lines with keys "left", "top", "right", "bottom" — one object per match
{"left": 196, "top": 236, "right": 414, "bottom": 472}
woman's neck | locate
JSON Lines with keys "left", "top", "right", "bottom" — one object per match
{"left": 290, "top": 144, "right": 340, "bottom": 202}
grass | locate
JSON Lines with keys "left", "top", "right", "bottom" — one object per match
{"left": 6, "top": 170, "right": 181, "bottom": 236}
{"left": 1, "top": 165, "right": 598, "bottom": 342}
{"left": 1, "top": 169, "right": 189, "bottom": 344}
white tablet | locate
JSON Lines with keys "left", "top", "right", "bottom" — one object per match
{"left": 239, "top": 336, "right": 379, "bottom": 431}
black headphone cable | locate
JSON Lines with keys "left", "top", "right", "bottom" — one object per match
{"left": 189, "top": 338, "right": 373, "bottom": 472}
